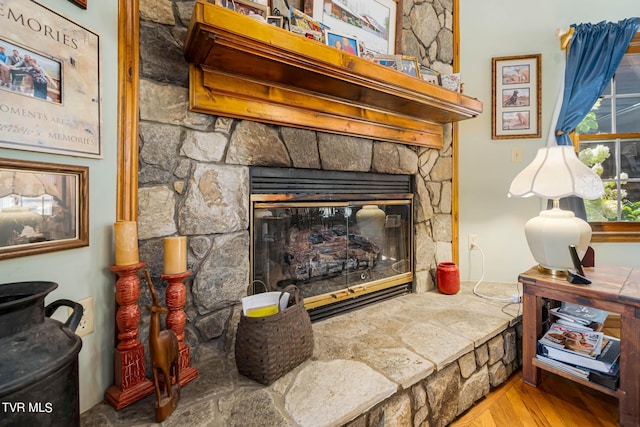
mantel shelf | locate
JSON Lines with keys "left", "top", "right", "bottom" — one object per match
{"left": 183, "top": 0, "right": 483, "bottom": 148}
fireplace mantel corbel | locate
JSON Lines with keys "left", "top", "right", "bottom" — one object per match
{"left": 183, "top": 0, "right": 483, "bottom": 149}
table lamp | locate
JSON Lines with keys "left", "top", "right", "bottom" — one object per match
{"left": 508, "top": 145, "right": 605, "bottom": 274}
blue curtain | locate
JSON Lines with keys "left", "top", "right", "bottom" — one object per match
{"left": 555, "top": 18, "right": 639, "bottom": 146}
{"left": 552, "top": 18, "right": 639, "bottom": 220}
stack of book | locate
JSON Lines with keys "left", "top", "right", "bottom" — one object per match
{"left": 537, "top": 304, "right": 620, "bottom": 390}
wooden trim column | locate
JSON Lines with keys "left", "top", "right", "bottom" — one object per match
{"left": 452, "top": 0, "right": 460, "bottom": 265}
{"left": 105, "top": 0, "right": 154, "bottom": 411}
{"left": 117, "top": 0, "right": 140, "bottom": 221}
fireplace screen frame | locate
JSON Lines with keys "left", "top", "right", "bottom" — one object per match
{"left": 250, "top": 192, "right": 414, "bottom": 315}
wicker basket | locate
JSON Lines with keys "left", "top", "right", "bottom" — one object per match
{"left": 235, "top": 284, "right": 313, "bottom": 385}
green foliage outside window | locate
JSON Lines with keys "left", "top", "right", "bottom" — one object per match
{"left": 579, "top": 144, "right": 640, "bottom": 221}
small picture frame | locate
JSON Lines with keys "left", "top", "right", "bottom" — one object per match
{"left": 419, "top": 66, "right": 441, "bottom": 85}
{"left": 400, "top": 56, "right": 420, "bottom": 78}
{"left": 289, "top": 7, "right": 324, "bottom": 42}
{"left": 492, "top": 54, "right": 541, "bottom": 139}
{"left": 229, "top": 0, "right": 269, "bottom": 18}
{"left": 441, "top": 73, "right": 461, "bottom": 92}
{"left": 325, "top": 31, "right": 360, "bottom": 57}
{"left": 267, "top": 16, "right": 284, "bottom": 27}
{"left": 214, "top": 0, "right": 234, "bottom": 9}
{"left": 270, "top": 0, "right": 292, "bottom": 29}
{"left": 372, "top": 54, "right": 402, "bottom": 71}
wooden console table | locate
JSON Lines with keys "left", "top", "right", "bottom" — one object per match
{"left": 519, "top": 265, "right": 640, "bottom": 427}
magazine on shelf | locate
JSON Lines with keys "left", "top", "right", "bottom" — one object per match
{"left": 549, "top": 303, "right": 609, "bottom": 331}
{"left": 539, "top": 323, "right": 604, "bottom": 357}
{"left": 535, "top": 353, "right": 590, "bottom": 379}
{"left": 553, "top": 317, "right": 603, "bottom": 332}
{"left": 538, "top": 336, "right": 620, "bottom": 374}
{"left": 555, "top": 302, "right": 609, "bottom": 324}
{"left": 535, "top": 350, "right": 619, "bottom": 390}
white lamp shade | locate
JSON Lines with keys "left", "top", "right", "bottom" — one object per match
{"left": 508, "top": 145, "right": 604, "bottom": 200}
{"left": 524, "top": 208, "right": 592, "bottom": 271}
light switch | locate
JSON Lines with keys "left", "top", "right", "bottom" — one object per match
{"left": 512, "top": 147, "right": 522, "bottom": 163}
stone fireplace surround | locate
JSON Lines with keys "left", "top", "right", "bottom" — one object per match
{"left": 82, "top": 1, "right": 522, "bottom": 425}
{"left": 135, "top": 114, "right": 452, "bottom": 357}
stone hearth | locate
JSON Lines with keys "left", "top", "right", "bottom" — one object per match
{"left": 81, "top": 281, "right": 522, "bottom": 427}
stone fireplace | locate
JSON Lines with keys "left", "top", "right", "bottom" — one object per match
{"left": 135, "top": 0, "right": 458, "bottom": 363}
{"left": 137, "top": 116, "right": 453, "bottom": 358}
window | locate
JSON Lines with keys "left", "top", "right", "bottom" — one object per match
{"left": 578, "top": 33, "right": 640, "bottom": 242}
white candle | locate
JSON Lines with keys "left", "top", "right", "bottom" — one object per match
{"left": 114, "top": 221, "right": 139, "bottom": 266}
{"left": 164, "top": 236, "right": 187, "bottom": 274}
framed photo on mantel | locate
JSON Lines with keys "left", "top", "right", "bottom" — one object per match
{"left": 306, "top": 0, "right": 398, "bottom": 55}
{"left": 491, "top": 54, "right": 542, "bottom": 140}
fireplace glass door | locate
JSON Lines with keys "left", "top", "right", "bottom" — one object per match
{"left": 251, "top": 197, "right": 413, "bottom": 313}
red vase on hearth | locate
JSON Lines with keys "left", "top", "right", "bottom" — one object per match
{"left": 436, "top": 262, "right": 460, "bottom": 295}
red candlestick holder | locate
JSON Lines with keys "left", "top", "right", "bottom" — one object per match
{"left": 105, "top": 261, "right": 155, "bottom": 410}
{"left": 161, "top": 270, "right": 198, "bottom": 386}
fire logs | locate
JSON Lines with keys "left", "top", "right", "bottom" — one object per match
{"left": 284, "top": 227, "right": 379, "bottom": 281}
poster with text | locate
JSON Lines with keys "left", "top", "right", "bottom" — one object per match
{"left": 0, "top": 0, "right": 102, "bottom": 158}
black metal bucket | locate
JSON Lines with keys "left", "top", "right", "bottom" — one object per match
{"left": 0, "top": 281, "right": 83, "bottom": 427}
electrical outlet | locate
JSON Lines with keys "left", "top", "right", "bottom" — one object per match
{"left": 68, "top": 296, "right": 94, "bottom": 337}
{"left": 468, "top": 233, "right": 479, "bottom": 250}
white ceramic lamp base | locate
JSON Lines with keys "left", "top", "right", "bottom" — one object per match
{"left": 524, "top": 206, "right": 592, "bottom": 272}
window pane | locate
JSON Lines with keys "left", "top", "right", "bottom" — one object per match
{"left": 579, "top": 140, "right": 616, "bottom": 179}
{"left": 613, "top": 53, "right": 640, "bottom": 133}
{"left": 592, "top": 98, "right": 612, "bottom": 134}
{"left": 616, "top": 95, "right": 640, "bottom": 133}
{"left": 621, "top": 181, "right": 640, "bottom": 222}
{"left": 580, "top": 138, "right": 640, "bottom": 223}
{"left": 615, "top": 53, "right": 640, "bottom": 96}
{"left": 621, "top": 139, "right": 640, "bottom": 179}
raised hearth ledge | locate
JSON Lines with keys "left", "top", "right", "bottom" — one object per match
{"left": 81, "top": 282, "right": 522, "bottom": 427}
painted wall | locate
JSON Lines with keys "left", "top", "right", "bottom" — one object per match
{"left": 458, "top": 0, "right": 640, "bottom": 283}
{"left": 0, "top": 0, "right": 118, "bottom": 413}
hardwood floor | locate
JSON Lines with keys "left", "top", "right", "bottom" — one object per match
{"left": 453, "top": 314, "right": 622, "bottom": 426}
{"left": 451, "top": 370, "right": 620, "bottom": 427}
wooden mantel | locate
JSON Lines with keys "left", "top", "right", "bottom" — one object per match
{"left": 183, "top": 0, "right": 483, "bottom": 148}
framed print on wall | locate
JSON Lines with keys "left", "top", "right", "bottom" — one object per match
{"left": 306, "top": 0, "right": 397, "bottom": 55}
{"left": 0, "top": 0, "right": 102, "bottom": 158}
{"left": 491, "top": 54, "right": 541, "bottom": 139}
{"left": 0, "top": 158, "right": 89, "bottom": 260}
